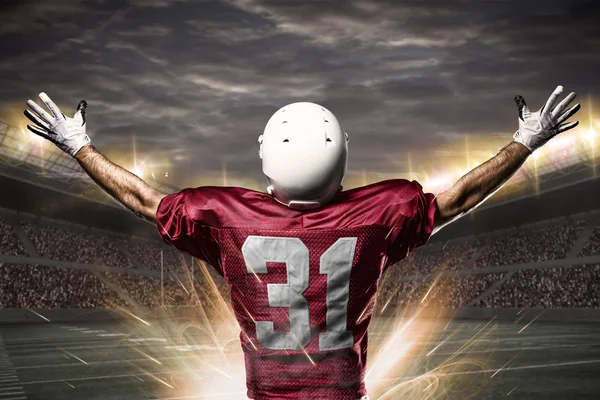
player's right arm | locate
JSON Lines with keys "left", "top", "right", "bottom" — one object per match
{"left": 74, "top": 146, "right": 165, "bottom": 222}
{"left": 24, "top": 92, "right": 165, "bottom": 222}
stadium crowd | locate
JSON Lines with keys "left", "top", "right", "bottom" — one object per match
{"left": 471, "top": 220, "right": 587, "bottom": 269}
{"left": 104, "top": 272, "right": 195, "bottom": 308}
{"left": 0, "top": 263, "right": 126, "bottom": 308}
{"left": 1, "top": 214, "right": 600, "bottom": 309}
{"left": 21, "top": 222, "right": 133, "bottom": 267}
{"left": 580, "top": 220, "right": 600, "bottom": 256}
{"left": 377, "top": 273, "right": 504, "bottom": 309}
{"left": 0, "top": 263, "right": 229, "bottom": 310}
{"left": 475, "top": 264, "right": 600, "bottom": 308}
{"left": 0, "top": 217, "right": 27, "bottom": 256}
{"left": 391, "top": 240, "right": 483, "bottom": 278}
{"left": 124, "top": 240, "right": 186, "bottom": 271}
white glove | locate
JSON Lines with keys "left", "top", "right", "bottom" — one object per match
{"left": 513, "top": 85, "right": 580, "bottom": 152}
{"left": 24, "top": 92, "right": 91, "bottom": 157}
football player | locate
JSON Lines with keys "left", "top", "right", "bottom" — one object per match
{"left": 24, "top": 86, "right": 579, "bottom": 400}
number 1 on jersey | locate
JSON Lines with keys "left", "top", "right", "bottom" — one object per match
{"left": 242, "top": 236, "right": 357, "bottom": 351}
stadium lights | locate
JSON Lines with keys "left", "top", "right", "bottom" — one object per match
{"left": 1, "top": 104, "right": 598, "bottom": 207}
{"left": 0, "top": 118, "right": 181, "bottom": 212}
{"left": 457, "top": 168, "right": 471, "bottom": 178}
{"left": 22, "top": 128, "right": 42, "bottom": 143}
{"left": 547, "top": 134, "right": 575, "bottom": 149}
{"left": 582, "top": 128, "right": 597, "bottom": 144}
{"left": 131, "top": 165, "right": 145, "bottom": 178}
{"left": 423, "top": 175, "right": 453, "bottom": 192}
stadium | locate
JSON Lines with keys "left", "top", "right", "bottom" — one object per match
{"left": 1, "top": 1, "right": 600, "bottom": 399}
{"left": 1, "top": 105, "right": 600, "bottom": 400}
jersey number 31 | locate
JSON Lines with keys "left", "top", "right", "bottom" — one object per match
{"left": 242, "top": 236, "right": 357, "bottom": 351}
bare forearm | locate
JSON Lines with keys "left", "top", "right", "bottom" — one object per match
{"left": 436, "top": 141, "right": 530, "bottom": 225}
{"left": 74, "top": 146, "right": 164, "bottom": 221}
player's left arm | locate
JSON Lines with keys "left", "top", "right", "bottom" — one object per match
{"left": 433, "top": 85, "right": 581, "bottom": 234}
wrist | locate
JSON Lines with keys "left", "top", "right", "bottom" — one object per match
{"left": 511, "top": 140, "right": 532, "bottom": 155}
{"left": 74, "top": 144, "right": 93, "bottom": 161}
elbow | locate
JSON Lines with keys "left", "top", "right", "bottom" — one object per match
{"left": 433, "top": 190, "right": 470, "bottom": 232}
{"left": 136, "top": 190, "right": 165, "bottom": 222}
{"left": 450, "top": 192, "right": 471, "bottom": 217}
{"left": 439, "top": 189, "right": 469, "bottom": 219}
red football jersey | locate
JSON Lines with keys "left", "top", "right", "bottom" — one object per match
{"left": 156, "top": 179, "right": 436, "bottom": 400}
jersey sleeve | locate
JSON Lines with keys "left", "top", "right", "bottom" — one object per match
{"left": 155, "top": 188, "right": 223, "bottom": 275}
{"left": 383, "top": 180, "right": 437, "bottom": 268}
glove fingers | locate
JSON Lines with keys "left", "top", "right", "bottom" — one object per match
{"left": 73, "top": 100, "right": 87, "bottom": 125}
{"left": 24, "top": 109, "right": 50, "bottom": 130}
{"left": 26, "top": 124, "right": 48, "bottom": 136}
{"left": 77, "top": 100, "right": 88, "bottom": 113}
{"left": 26, "top": 99, "right": 53, "bottom": 124}
{"left": 557, "top": 120, "right": 579, "bottom": 134}
{"left": 39, "top": 92, "right": 63, "bottom": 119}
{"left": 556, "top": 103, "right": 581, "bottom": 125}
{"left": 552, "top": 92, "right": 577, "bottom": 118}
{"left": 27, "top": 124, "right": 56, "bottom": 143}
{"left": 514, "top": 95, "right": 528, "bottom": 121}
{"left": 542, "top": 85, "right": 564, "bottom": 115}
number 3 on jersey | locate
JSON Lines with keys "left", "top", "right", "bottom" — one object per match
{"left": 242, "top": 236, "right": 357, "bottom": 352}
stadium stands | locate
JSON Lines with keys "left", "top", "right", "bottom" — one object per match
{"left": 104, "top": 273, "right": 194, "bottom": 308}
{"left": 0, "top": 217, "right": 27, "bottom": 256}
{"left": 580, "top": 220, "right": 600, "bottom": 256}
{"left": 378, "top": 273, "right": 504, "bottom": 309}
{"left": 1, "top": 208, "right": 600, "bottom": 310}
{"left": 475, "top": 264, "right": 600, "bottom": 308}
{"left": 21, "top": 222, "right": 134, "bottom": 267}
{"left": 0, "top": 263, "right": 125, "bottom": 308}
{"left": 471, "top": 219, "right": 587, "bottom": 269}
{"left": 125, "top": 239, "right": 187, "bottom": 271}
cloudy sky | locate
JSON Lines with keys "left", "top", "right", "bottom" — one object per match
{"left": 0, "top": 0, "right": 598, "bottom": 189}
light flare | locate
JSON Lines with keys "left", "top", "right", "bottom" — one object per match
{"left": 97, "top": 247, "right": 503, "bottom": 400}
{"left": 27, "top": 308, "right": 51, "bottom": 322}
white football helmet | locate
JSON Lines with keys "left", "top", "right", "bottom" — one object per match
{"left": 258, "top": 102, "right": 349, "bottom": 210}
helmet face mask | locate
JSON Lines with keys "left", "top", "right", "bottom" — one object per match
{"left": 259, "top": 102, "right": 349, "bottom": 210}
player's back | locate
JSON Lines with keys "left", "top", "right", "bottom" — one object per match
{"left": 156, "top": 179, "right": 436, "bottom": 400}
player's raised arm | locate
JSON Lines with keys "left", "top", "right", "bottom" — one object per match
{"left": 433, "top": 85, "right": 581, "bottom": 234}
{"left": 24, "top": 92, "right": 165, "bottom": 222}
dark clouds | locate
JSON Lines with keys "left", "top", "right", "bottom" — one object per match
{"left": 0, "top": 0, "right": 598, "bottom": 188}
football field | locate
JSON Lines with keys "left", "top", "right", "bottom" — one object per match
{"left": 0, "top": 317, "right": 599, "bottom": 400}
